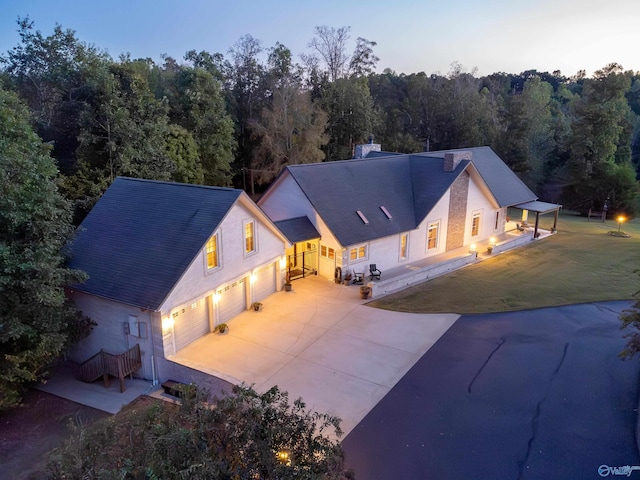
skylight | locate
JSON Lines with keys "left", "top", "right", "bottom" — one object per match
{"left": 356, "top": 210, "right": 369, "bottom": 224}
{"left": 380, "top": 206, "right": 392, "bottom": 219}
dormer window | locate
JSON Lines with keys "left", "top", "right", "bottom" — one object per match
{"left": 356, "top": 210, "right": 369, "bottom": 224}
{"left": 380, "top": 206, "right": 392, "bottom": 219}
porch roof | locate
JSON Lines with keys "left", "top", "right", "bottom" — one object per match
{"left": 274, "top": 216, "right": 320, "bottom": 243}
{"left": 514, "top": 200, "right": 562, "bottom": 214}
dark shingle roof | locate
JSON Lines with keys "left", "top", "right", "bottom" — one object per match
{"left": 68, "top": 177, "right": 242, "bottom": 309}
{"left": 414, "top": 147, "right": 536, "bottom": 207}
{"left": 283, "top": 146, "right": 535, "bottom": 247}
{"left": 274, "top": 216, "right": 320, "bottom": 243}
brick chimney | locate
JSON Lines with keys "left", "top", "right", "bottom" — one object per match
{"left": 444, "top": 151, "right": 472, "bottom": 171}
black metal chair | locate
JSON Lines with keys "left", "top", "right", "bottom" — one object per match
{"left": 369, "top": 264, "right": 381, "bottom": 280}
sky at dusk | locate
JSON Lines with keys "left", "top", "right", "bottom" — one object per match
{"left": 1, "top": 0, "right": 638, "bottom": 77}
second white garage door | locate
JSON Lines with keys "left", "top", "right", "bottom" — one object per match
{"left": 253, "top": 263, "right": 276, "bottom": 302}
{"left": 218, "top": 278, "right": 247, "bottom": 323}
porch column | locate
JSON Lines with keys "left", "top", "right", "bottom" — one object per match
{"left": 534, "top": 213, "right": 540, "bottom": 238}
{"left": 553, "top": 209, "right": 559, "bottom": 230}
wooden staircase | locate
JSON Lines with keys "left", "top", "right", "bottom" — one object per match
{"left": 79, "top": 344, "right": 142, "bottom": 393}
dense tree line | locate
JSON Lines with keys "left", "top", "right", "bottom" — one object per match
{"left": 1, "top": 18, "right": 638, "bottom": 218}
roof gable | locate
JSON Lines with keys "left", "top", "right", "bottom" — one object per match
{"left": 287, "top": 156, "right": 418, "bottom": 246}
{"left": 283, "top": 147, "right": 534, "bottom": 246}
{"left": 68, "top": 177, "right": 242, "bottom": 309}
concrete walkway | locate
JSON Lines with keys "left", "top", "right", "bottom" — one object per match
{"left": 170, "top": 276, "right": 458, "bottom": 436}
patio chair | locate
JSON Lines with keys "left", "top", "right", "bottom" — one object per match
{"left": 369, "top": 264, "right": 382, "bottom": 280}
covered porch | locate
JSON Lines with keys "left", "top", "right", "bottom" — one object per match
{"left": 512, "top": 200, "right": 562, "bottom": 239}
{"left": 274, "top": 216, "right": 320, "bottom": 281}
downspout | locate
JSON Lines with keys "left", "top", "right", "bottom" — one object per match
{"left": 149, "top": 310, "right": 159, "bottom": 386}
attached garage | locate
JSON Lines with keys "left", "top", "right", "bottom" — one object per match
{"left": 173, "top": 297, "right": 209, "bottom": 351}
{"left": 218, "top": 277, "right": 247, "bottom": 323}
{"left": 253, "top": 263, "right": 276, "bottom": 302}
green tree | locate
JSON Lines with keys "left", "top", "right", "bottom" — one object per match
{"left": 0, "top": 87, "right": 84, "bottom": 410}
{"left": 251, "top": 43, "right": 328, "bottom": 185}
{"left": 66, "top": 57, "right": 175, "bottom": 220}
{"left": 0, "top": 17, "right": 111, "bottom": 174}
{"left": 48, "top": 385, "right": 352, "bottom": 479}
{"left": 165, "top": 124, "right": 204, "bottom": 184}
{"left": 564, "top": 63, "right": 638, "bottom": 214}
{"left": 160, "top": 63, "right": 235, "bottom": 185}
{"left": 322, "top": 76, "right": 377, "bottom": 160}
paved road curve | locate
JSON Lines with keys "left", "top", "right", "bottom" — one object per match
{"left": 342, "top": 302, "right": 640, "bottom": 480}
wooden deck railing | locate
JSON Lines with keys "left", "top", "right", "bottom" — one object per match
{"left": 79, "top": 344, "right": 142, "bottom": 393}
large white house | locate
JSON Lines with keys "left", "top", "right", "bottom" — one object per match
{"left": 258, "top": 146, "right": 547, "bottom": 284}
{"left": 66, "top": 146, "right": 560, "bottom": 386}
{"left": 67, "top": 177, "right": 289, "bottom": 384}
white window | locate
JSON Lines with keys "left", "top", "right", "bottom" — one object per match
{"left": 427, "top": 222, "right": 439, "bottom": 250}
{"left": 205, "top": 234, "right": 219, "bottom": 270}
{"left": 400, "top": 233, "right": 408, "bottom": 260}
{"left": 349, "top": 244, "right": 368, "bottom": 261}
{"left": 471, "top": 212, "right": 481, "bottom": 237}
{"left": 244, "top": 220, "right": 256, "bottom": 255}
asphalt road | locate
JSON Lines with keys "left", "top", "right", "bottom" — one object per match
{"left": 342, "top": 302, "right": 640, "bottom": 480}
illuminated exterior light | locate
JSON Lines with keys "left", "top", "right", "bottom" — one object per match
{"left": 469, "top": 243, "right": 477, "bottom": 253}
{"left": 489, "top": 237, "right": 497, "bottom": 246}
{"left": 618, "top": 216, "right": 626, "bottom": 233}
{"left": 280, "top": 257, "right": 286, "bottom": 269}
{"left": 250, "top": 273, "right": 257, "bottom": 284}
{"left": 162, "top": 317, "right": 174, "bottom": 332}
{"left": 276, "top": 450, "right": 291, "bottom": 466}
{"left": 213, "top": 293, "right": 221, "bottom": 304}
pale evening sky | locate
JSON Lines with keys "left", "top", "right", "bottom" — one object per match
{"left": 1, "top": 0, "right": 638, "bottom": 77}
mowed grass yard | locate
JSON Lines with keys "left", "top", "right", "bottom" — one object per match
{"left": 371, "top": 213, "right": 640, "bottom": 314}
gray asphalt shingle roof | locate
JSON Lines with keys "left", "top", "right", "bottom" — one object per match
{"left": 284, "top": 146, "right": 536, "bottom": 247}
{"left": 68, "top": 177, "right": 242, "bottom": 310}
{"left": 274, "top": 216, "right": 320, "bottom": 243}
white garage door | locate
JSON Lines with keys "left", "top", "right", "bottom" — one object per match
{"left": 174, "top": 298, "right": 209, "bottom": 351}
{"left": 254, "top": 263, "right": 276, "bottom": 302}
{"left": 218, "top": 278, "right": 247, "bottom": 323}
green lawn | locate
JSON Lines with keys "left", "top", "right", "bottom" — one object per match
{"left": 370, "top": 213, "right": 640, "bottom": 314}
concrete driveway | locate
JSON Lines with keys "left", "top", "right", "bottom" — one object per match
{"left": 342, "top": 302, "right": 640, "bottom": 479}
{"left": 170, "top": 275, "right": 458, "bottom": 435}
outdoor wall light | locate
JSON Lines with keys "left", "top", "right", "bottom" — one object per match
{"left": 280, "top": 257, "right": 286, "bottom": 269}
{"left": 489, "top": 237, "right": 497, "bottom": 246}
{"left": 469, "top": 243, "right": 477, "bottom": 253}
{"left": 162, "top": 317, "right": 174, "bottom": 332}
{"left": 250, "top": 273, "right": 257, "bottom": 284}
{"left": 213, "top": 293, "right": 221, "bottom": 304}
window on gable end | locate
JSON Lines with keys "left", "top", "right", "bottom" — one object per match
{"left": 206, "top": 234, "right": 219, "bottom": 269}
{"left": 244, "top": 220, "right": 256, "bottom": 254}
